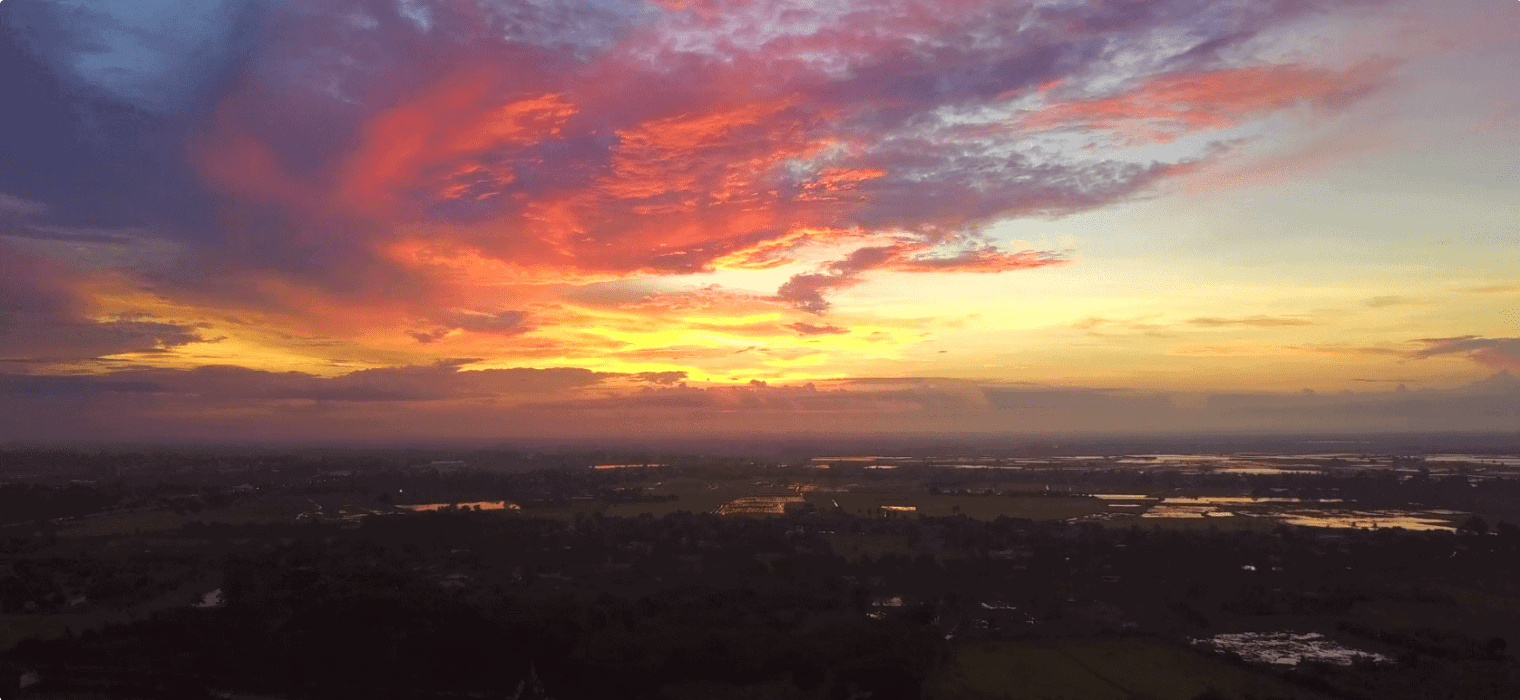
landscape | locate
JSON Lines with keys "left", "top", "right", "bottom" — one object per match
{"left": 4, "top": 439, "right": 1520, "bottom": 699}
{"left": 3, "top": 0, "right": 1518, "bottom": 696}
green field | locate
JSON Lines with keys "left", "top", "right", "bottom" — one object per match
{"left": 930, "top": 639, "right": 1331, "bottom": 700}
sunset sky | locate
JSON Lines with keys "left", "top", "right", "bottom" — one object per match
{"left": 1, "top": 0, "right": 1517, "bottom": 441}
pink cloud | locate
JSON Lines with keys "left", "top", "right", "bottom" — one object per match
{"left": 1022, "top": 63, "right": 1387, "bottom": 145}
{"left": 1410, "top": 336, "right": 1520, "bottom": 372}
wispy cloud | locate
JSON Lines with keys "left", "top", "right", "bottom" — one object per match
{"left": 1187, "top": 316, "right": 1316, "bottom": 327}
{"left": 1364, "top": 295, "right": 1424, "bottom": 308}
{"left": 1462, "top": 284, "right": 1520, "bottom": 294}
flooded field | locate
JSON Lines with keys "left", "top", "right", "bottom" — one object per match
{"left": 1423, "top": 454, "right": 1520, "bottom": 467}
{"left": 715, "top": 494, "right": 804, "bottom": 515}
{"left": 1194, "top": 632, "right": 1391, "bottom": 666}
{"left": 396, "top": 500, "right": 519, "bottom": 512}
{"left": 1099, "top": 495, "right": 1467, "bottom": 531}
{"left": 1142, "top": 504, "right": 1234, "bottom": 519}
{"left": 821, "top": 492, "right": 1107, "bottom": 520}
{"left": 934, "top": 639, "right": 1333, "bottom": 700}
{"left": 1267, "top": 509, "right": 1460, "bottom": 531}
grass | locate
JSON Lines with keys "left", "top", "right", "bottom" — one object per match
{"left": 930, "top": 638, "right": 1333, "bottom": 700}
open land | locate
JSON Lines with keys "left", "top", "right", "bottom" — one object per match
{"left": 3, "top": 444, "right": 1520, "bottom": 699}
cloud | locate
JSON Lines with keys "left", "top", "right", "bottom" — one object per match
{"left": 0, "top": 193, "right": 50, "bottom": 218}
{"left": 0, "top": 242, "right": 209, "bottom": 362}
{"left": 408, "top": 309, "right": 533, "bottom": 344}
{"left": 776, "top": 242, "right": 1067, "bottom": 313}
{"left": 1409, "top": 336, "right": 1520, "bottom": 372}
{"left": 775, "top": 273, "right": 866, "bottom": 315}
{"left": 7, "top": 0, "right": 1401, "bottom": 327}
{"left": 0, "top": 360, "right": 611, "bottom": 403}
{"left": 609, "top": 284, "right": 763, "bottom": 312}
{"left": 632, "top": 371, "right": 689, "bottom": 386}
{"left": 7, "top": 364, "right": 1520, "bottom": 441}
{"left": 0, "top": 318, "right": 209, "bottom": 362}
{"left": 1364, "top": 295, "right": 1423, "bottom": 308}
{"left": 789, "top": 322, "right": 849, "bottom": 336}
{"left": 1168, "top": 344, "right": 1403, "bottom": 358}
{"left": 1021, "top": 63, "right": 1385, "bottom": 145}
{"left": 0, "top": 0, "right": 1462, "bottom": 440}
{"left": 1073, "top": 316, "right": 1174, "bottom": 338}
{"left": 1187, "top": 316, "right": 1315, "bottom": 327}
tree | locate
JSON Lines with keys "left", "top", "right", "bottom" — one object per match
{"left": 1457, "top": 516, "right": 1489, "bottom": 535}
{"left": 513, "top": 663, "right": 553, "bottom": 700}
{"left": 1483, "top": 636, "right": 1508, "bottom": 659}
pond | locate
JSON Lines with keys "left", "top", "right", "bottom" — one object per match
{"left": 396, "top": 501, "right": 519, "bottom": 512}
{"left": 1193, "top": 632, "right": 1390, "bottom": 666}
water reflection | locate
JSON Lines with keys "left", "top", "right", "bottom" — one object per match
{"left": 1266, "top": 510, "right": 1457, "bottom": 532}
{"left": 1116, "top": 496, "right": 1460, "bottom": 530}
{"left": 396, "top": 501, "right": 518, "bottom": 512}
{"left": 715, "top": 495, "right": 804, "bottom": 515}
{"left": 193, "top": 588, "right": 224, "bottom": 609}
{"left": 1194, "top": 632, "right": 1390, "bottom": 666}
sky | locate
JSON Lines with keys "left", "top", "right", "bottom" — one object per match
{"left": 1, "top": 0, "right": 1517, "bottom": 442}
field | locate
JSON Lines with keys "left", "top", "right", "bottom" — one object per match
{"left": 548, "top": 488, "right": 1131, "bottom": 523}
{"left": 812, "top": 491, "right": 1108, "bottom": 521}
{"left": 597, "top": 481, "right": 795, "bottom": 518}
{"left": 929, "top": 638, "right": 1332, "bottom": 700}
{"left": 0, "top": 573, "right": 221, "bottom": 650}
{"left": 826, "top": 533, "right": 917, "bottom": 560}
{"left": 53, "top": 494, "right": 382, "bottom": 537}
